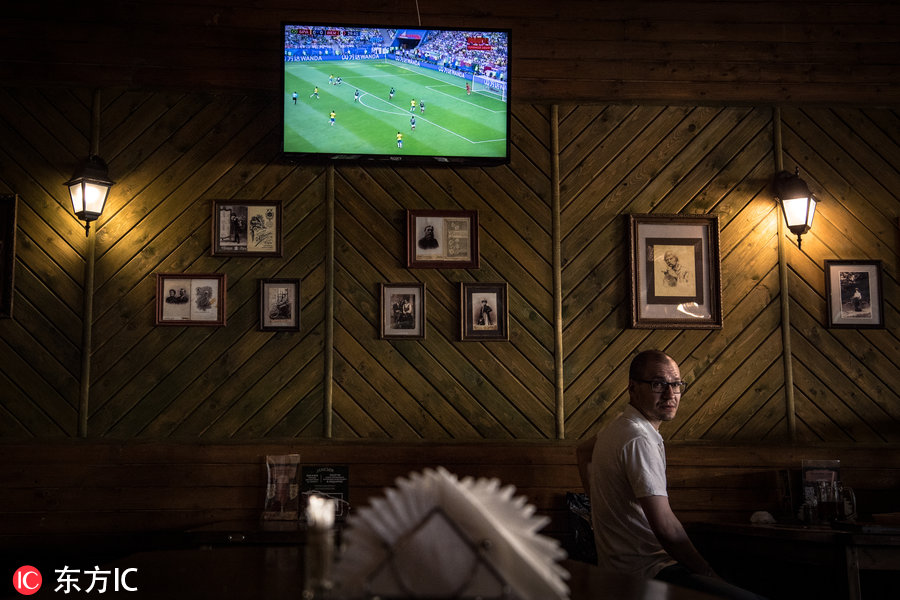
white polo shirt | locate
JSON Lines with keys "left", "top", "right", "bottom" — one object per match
{"left": 588, "top": 404, "right": 676, "bottom": 579}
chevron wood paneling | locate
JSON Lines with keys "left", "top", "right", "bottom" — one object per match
{"left": 330, "top": 102, "right": 555, "bottom": 440}
{"left": 560, "top": 105, "right": 787, "bottom": 442}
{"left": 0, "top": 89, "right": 898, "bottom": 443}
{"left": 780, "top": 106, "right": 900, "bottom": 443}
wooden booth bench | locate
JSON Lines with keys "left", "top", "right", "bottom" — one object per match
{"left": 1, "top": 440, "right": 897, "bottom": 561}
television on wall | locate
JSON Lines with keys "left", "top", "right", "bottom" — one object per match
{"left": 282, "top": 23, "right": 510, "bottom": 165}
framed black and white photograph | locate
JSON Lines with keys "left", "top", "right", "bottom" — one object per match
{"left": 0, "top": 194, "right": 16, "bottom": 319}
{"left": 259, "top": 278, "right": 300, "bottom": 331}
{"left": 380, "top": 283, "right": 425, "bottom": 339}
{"left": 460, "top": 282, "right": 508, "bottom": 341}
{"left": 212, "top": 200, "right": 283, "bottom": 257}
{"left": 156, "top": 273, "right": 226, "bottom": 326}
{"left": 406, "top": 209, "right": 479, "bottom": 269}
{"left": 628, "top": 213, "right": 722, "bottom": 329}
{"left": 825, "top": 260, "right": 884, "bottom": 328}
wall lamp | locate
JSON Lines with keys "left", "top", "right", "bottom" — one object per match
{"left": 774, "top": 167, "right": 817, "bottom": 249}
{"left": 65, "top": 154, "right": 113, "bottom": 236}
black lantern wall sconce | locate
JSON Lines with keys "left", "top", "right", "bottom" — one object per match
{"left": 65, "top": 154, "right": 113, "bottom": 236}
{"left": 773, "top": 167, "right": 817, "bottom": 249}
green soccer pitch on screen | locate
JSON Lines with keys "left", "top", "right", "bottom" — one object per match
{"left": 282, "top": 23, "right": 510, "bottom": 165}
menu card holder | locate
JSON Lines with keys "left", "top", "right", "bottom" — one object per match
{"left": 263, "top": 454, "right": 301, "bottom": 520}
{"left": 800, "top": 459, "right": 840, "bottom": 523}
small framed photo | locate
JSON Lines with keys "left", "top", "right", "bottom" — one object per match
{"left": 156, "top": 273, "right": 226, "bottom": 326}
{"left": 0, "top": 194, "right": 16, "bottom": 319}
{"left": 628, "top": 213, "right": 722, "bottom": 329}
{"left": 825, "top": 260, "right": 884, "bottom": 328}
{"left": 380, "top": 283, "right": 426, "bottom": 339}
{"left": 406, "top": 209, "right": 479, "bottom": 269}
{"left": 460, "top": 282, "right": 508, "bottom": 341}
{"left": 212, "top": 200, "right": 283, "bottom": 257}
{"left": 259, "top": 278, "right": 300, "bottom": 331}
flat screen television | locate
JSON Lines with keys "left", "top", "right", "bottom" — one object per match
{"left": 282, "top": 23, "right": 510, "bottom": 165}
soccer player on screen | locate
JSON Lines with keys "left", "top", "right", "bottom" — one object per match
{"left": 465, "top": 83, "right": 471, "bottom": 95}
{"left": 389, "top": 87, "right": 395, "bottom": 100}
{"left": 292, "top": 91, "right": 298, "bottom": 105}
{"left": 310, "top": 86, "right": 319, "bottom": 99}
{"left": 419, "top": 100, "right": 425, "bottom": 114}
{"left": 330, "top": 110, "right": 336, "bottom": 126}
{"left": 410, "top": 115, "right": 416, "bottom": 131}
{"left": 354, "top": 89, "right": 360, "bottom": 102}
{"left": 396, "top": 132, "right": 403, "bottom": 148}
{"left": 410, "top": 99, "right": 416, "bottom": 112}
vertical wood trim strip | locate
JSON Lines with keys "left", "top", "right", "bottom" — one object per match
{"left": 79, "top": 232, "right": 95, "bottom": 437}
{"left": 773, "top": 106, "right": 797, "bottom": 441}
{"left": 324, "top": 165, "right": 335, "bottom": 438}
{"left": 78, "top": 89, "right": 103, "bottom": 438}
{"left": 551, "top": 105, "right": 565, "bottom": 440}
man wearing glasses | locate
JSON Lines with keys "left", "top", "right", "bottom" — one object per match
{"left": 577, "top": 349, "right": 764, "bottom": 599}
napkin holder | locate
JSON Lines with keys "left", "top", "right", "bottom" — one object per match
{"left": 363, "top": 506, "right": 512, "bottom": 599}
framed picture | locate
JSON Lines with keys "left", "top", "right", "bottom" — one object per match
{"left": 628, "top": 214, "right": 722, "bottom": 329}
{"left": 259, "top": 278, "right": 300, "bottom": 331}
{"left": 0, "top": 194, "right": 16, "bottom": 319}
{"left": 380, "top": 283, "right": 425, "bottom": 339}
{"left": 824, "top": 260, "right": 884, "bottom": 328}
{"left": 212, "top": 200, "right": 283, "bottom": 257}
{"left": 460, "top": 282, "right": 508, "bottom": 341}
{"left": 406, "top": 209, "right": 479, "bottom": 269}
{"left": 156, "top": 273, "right": 226, "bottom": 326}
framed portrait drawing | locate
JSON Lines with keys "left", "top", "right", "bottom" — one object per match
{"left": 0, "top": 194, "right": 16, "bottom": 319}
{"left": 156, "top": 273, "right": 226, "bottom": 326}
{"left": 824, "top": 260, "right": 884, "bottom": 328}
{"left": 259, "top": 278, "right": 300, "bottom": 331}
{"left": 460, "top": 282, "right": 508, "bottom": 341}
{"left": 406, "top": 209, "right": 479, "bottom": 269}
{"left": 628, "top": 214, "right": 722, "bottom": 329}
{"left": 380, "top": 283, "right": 425, "bottom": 340}
{"left": 212, "top": 200, "right": 283, "bottom": 257}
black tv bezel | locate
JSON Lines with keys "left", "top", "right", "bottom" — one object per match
{"left": 280, "top": 22, "right": 511, "bottom": 166}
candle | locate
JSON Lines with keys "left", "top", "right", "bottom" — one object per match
{"left": 304, "top": 495, "right": 336, "bottom": 598}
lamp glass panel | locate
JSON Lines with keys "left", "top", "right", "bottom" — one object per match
{"left": 82, "top": 181, "right": 109, "bottom": 215}
{"left": 69, "top": 182, "right": 85, "bottom": 213}
{"left": 782, "top": 196, "right": 812, "bottom": 229}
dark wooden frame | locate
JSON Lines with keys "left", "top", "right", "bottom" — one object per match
{"left": 259, "top": 278, "right": 300, "bottom": 331}
{"left": 212, "top": 200, "right": 283, "bottom": 257}
{"left": 824, "top": 260, "right": 884, "bottom": 329}
{"left": 0, "top": 194, "right": 16, "bottom": 319}
{"left": 460, "top": 282, "right": 508, "bottom": 341}
{"left": 380, "top": 283, "right": 425, "bottom": 340}
{"left": 156, "top": 273, "right": 226, "bottom": 326}
{"left": 406, "top": 209, "right": 479, "bottom": 269}
{"left": 628, "top": 213, "right": 722, "bottom": 329}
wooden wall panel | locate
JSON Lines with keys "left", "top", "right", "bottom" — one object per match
{"left": 780, "top": 107, "right": 900, "bottom": 443}
{"left": 330, "top": 104, "right": 555, "bottom": 439}
{"left": 1, "top": 88, "right": 898, "bottom": 443}
{"left": 3, "top": 1, "right": 900, "bottom": 105}
{"left": 561, "top": 106, "right": 788, "bottom": 441}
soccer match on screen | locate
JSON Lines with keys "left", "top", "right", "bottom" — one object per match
{"left": 283, "top": 25, "right": 509, "bottom": 160}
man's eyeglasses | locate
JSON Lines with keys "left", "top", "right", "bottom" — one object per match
{"left": 635, "top": 379, "right": 687, "bottom": 394}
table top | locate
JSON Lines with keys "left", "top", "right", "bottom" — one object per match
{"left": 80, "top": 545, "right": 717, "bottom": 600}
{"left": 691, "top": 520, "right": 900, "bottom": 545}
